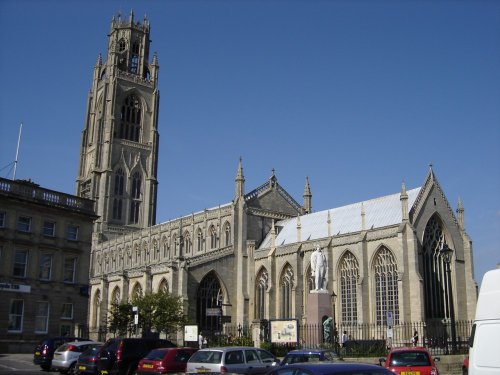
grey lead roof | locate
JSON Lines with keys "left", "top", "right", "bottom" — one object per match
{"left": 259, "top": 187, "right": 421, "bottom": 249}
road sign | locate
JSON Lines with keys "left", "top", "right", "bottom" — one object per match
{"left": 206, "top": 308, "right": 221, "bottom": 316}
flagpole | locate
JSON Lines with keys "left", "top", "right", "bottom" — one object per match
{"left": 13, "top": 123, "right": 22, "bottom": 180}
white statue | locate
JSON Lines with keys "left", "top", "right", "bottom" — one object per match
{"left": 311, "top": 244, "right": 328, "bottom": 291}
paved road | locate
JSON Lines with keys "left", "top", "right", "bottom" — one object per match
{"left": 0, "top": 353, "right": 47, "bottom": 374}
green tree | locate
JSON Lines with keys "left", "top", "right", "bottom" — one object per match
{"left": 132, "top": 291, "right": 188, "bottom": 337}
{"left": 108, "top": 302, "right": 134, "bottom": 337}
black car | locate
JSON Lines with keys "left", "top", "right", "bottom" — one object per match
{"left": 33, "top": 336, "right": 85, "bottom": 371}
{"left": 74, "top": 344, "right": 103, "bottom": 375}
{"left": 96, "top": 337, "right": 176, "bottom": 375}
{"left": 280, "top": 349, "right": 342, "bottom": 365}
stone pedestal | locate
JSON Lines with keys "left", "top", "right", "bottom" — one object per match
{"left": 306, "top": 291, "right": 333, "bottom": 346}
{"left": 307, "top": 291, "right": 333, "bottom": 325}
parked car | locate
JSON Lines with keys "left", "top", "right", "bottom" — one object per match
{"left": 265, "top": 362, "right": 393, "bottom": 375}
{"left": 379, "top": 346, "right": 440, "bottom": 375}
{"left": 33, "top": 336, "right": 86, "bottom": 371}
{"left": 74, "top": 344, "right": 103, "bottom": 375}
{"left": 468, "top": 269, "right": 500, "bottom": 375}
{"left": 280, "top": 349, "right": 342, "bottom": 365}
{"left": 52, "top": 341, "right": 101, "bottom": 374}
{"left": 186, "top": 346, "right": 278, "bottom": 375}
{"left": 136, "top": 347, "right": 197, "bottom": 374}
{"left": 96, "top": 337, "right": 176, "bottom": 375}
{"left": 462, "top": 355, "right": 469, "bottom": 375}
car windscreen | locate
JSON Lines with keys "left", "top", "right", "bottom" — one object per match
{"left": 284, "top": 354, "right": 321, "bottom": 364}
{"left": 144, "top": 349, "right": 168, "bottom": 360}
{"left": 189, "top": 350, "right": 223, "bottom": 364}
{"left": 389, "top": 351, "right": 430, "bottom": 366}
{"left": 81, "top": 346, "right": 101, "bottom": 356}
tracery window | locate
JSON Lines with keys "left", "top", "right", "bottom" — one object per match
{"left": 118, "top": 39, "right": 126, "bottom": 52}
{"left": 197, "top": 229, "right": 203, "bottom": 252}
{"left": 172, "top": 234, "right": 178, "bottom": 256}
{"left": 162, "top": 237, "right": 169, "bottom": 259}
{"left": 119, "top": 95, "right": 141, "bottom": 141}
{"left": 210, "top": 225, "right": 217, "bottom": 249}
{"left": 224, "top": 222, "right": 231, "bottom": 246}
{"left": 280, "top": 264, "right": 294, "bottom": 318}
{"left": 373, "top": 247, "right": 400, "bottom": 325}
{"left": 113, "top": 168, "right": 124, "bottom": 220}
{"left": 340, "top": 251, "right": 359, "bottom": 325}
{"left": 129, "top": 172, "right": 141, "bottom": 224}
{"left": 130, "top": 43, "right": 140, "bottom": 73}
{"left": 197, "top": 272, "right": 223, "bottom": 332}
{"left": 422, "top": 215, "right": 447, "bottom": 319}
{"left": 256, "top": 268, "right": 268, "bottom": 320}
{"left": 184, "top": 231, "right": 191, "bottom": 254}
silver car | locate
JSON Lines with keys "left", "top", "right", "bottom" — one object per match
{"left": 186, "top": 346, "right": 278, "bottom": 374}
{"left": 52, "top": 340, "right": 101, "bottom": 374}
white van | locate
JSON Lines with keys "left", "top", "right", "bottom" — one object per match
{"left": 469, "top": 268, "right": 500, "bottom": 375}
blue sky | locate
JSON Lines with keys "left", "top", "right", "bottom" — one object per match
{"left": 0, "top": 0, "right": 498, "bottom": 287}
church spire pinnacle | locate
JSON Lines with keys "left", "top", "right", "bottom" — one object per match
{"left": 235, "top": 157, "right": 245, "bottom": 199}
{"left": 457, "top": 196, "right": 465, "bottom": 230}
{"left": 303, "top": 176, "right": 312, "bottom": 214}
{"left": 400, "top": 179, "right": 409, "bottom": 222}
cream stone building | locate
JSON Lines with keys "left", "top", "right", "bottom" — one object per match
{"left": 79, "top": 13, "right": 477, "bottom": 343}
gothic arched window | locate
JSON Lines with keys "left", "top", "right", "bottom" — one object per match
{"left": 129, "top": 172, "right": 141, "bottom": 224}
{"left": 184, "top": 231, "right": 191, "bottom": 254}
{"left": 172, "top": 234, "right": 178, "bottom": 256}
{"left": 114, "top": 168, "right": 124, "bottom": 195}
{"left": 280, "top": 264, "right": 294, "bottom": 319}
{"left": 373, "top": 247, "right": 400, "bottom": 325}
{"left": 339, "top": 251, "right": 359, "bottom": 325}
{"left": 130, "top": 43, "right": 140, "bottom": 74}
{"left": 197, "top": 272, "right": 223, "bottom": 332}
{"left": 422, "top": 215, "right": 448, "bottom": 320}
{"left": 197, "top": 229, "right": 203, "bottom": 252}
{"left": 111, "top": 287, "right": 121, "bottom": 306}
{"left": 113, "top": 168, "right": 124, "bottom": 220}
{"left": 210, "top": 225, "right": 217, "bottom": 249}
{"left": 119, "top": 95, "right": 141, "bottom": 141}
{"left": 256, "top": 268, "right": 269, "bottom": 320}
{"left": 162, "top": 237, "right": 169, "bottom": 259}
{"left": 224, "top": 222, "right": 231, "bottom": 247}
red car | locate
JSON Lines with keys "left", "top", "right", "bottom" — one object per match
{"left": 379, "top": 346, "right": 440, "bottom": 375}
{"left": 136, "top": 347, "right": 197, "bottom": 375}
{"left": 462, "top": 356, "right": 469, "bottom": 375}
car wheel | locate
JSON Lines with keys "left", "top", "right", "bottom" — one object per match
{"left": 68, "top": 363, "right": 77, "bottom": 375}
{"left": 41, "top": 364, "right": 51, "bottom": 371}
{"left": 127, "top": 364, "right": 137, "bottom": 375}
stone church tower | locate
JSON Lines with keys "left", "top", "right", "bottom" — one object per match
{"left": 76, "top": 11, "right": 159, "bottom": 241}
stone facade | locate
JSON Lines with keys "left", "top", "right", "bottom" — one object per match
{"left": 76, "top": 11, "right": 159, "bottom": 240}
{"left": 0, "top": 178, "right": 96, "bottom": 352}
{"left": 82, "top": 14, "right": 477, "bottom": 344}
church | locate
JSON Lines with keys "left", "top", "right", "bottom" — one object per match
{"left": 78, "top": 13, "right": 477, "bottom": 344}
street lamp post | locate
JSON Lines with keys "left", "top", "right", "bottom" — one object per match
{"left": 440, "top": 243, "right": 457, "bottom": 354}
{"left": 331, "top": 292, "right": 338, "bottom": 348}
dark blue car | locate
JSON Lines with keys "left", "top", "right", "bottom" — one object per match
{"left": 280, "top": 349, "right": 341, "bottom": 365}
{"left": 266, "top": 362, "right": 393, "bottom": 375}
